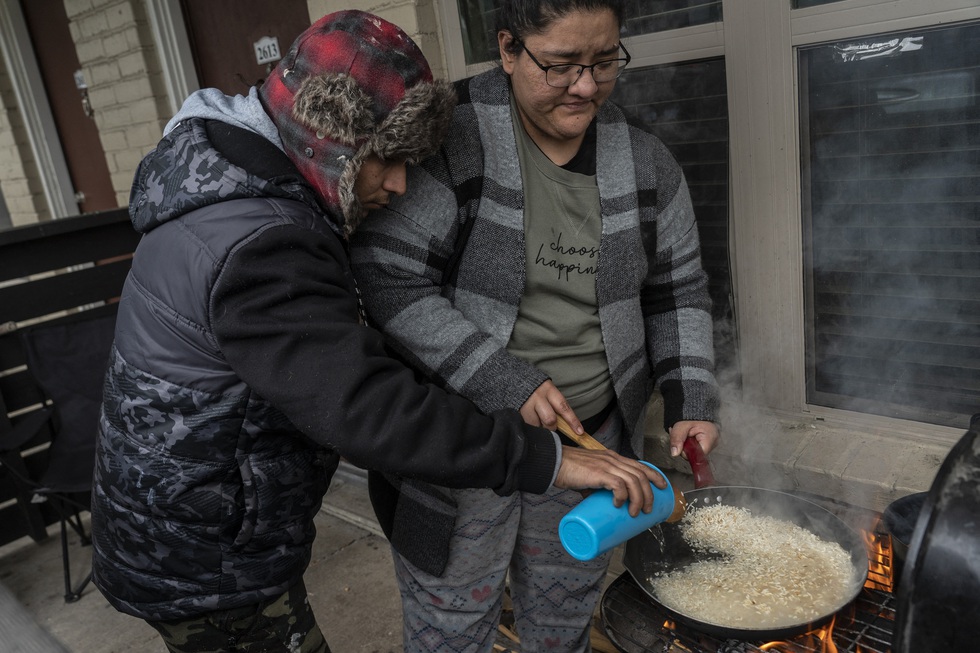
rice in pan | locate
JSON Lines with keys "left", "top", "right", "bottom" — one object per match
{"left": 648, "top": 504, "right": 856, "bottom": 629}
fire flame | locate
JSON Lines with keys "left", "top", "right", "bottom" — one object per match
{"left": 760, "top": 616, "right": 838, "bottom": 652}
{"left": 863, "top": 528, "right": 894, "bottom": 592}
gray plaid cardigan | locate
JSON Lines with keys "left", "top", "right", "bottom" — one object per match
{"left": 350, "top": 67, "right": 719, "bottom": 573}
{"left": 352, "top": 66, "right": 719, "bottom": 448}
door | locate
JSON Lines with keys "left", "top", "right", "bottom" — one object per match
{"left": 179, "top": 0, "right": 312, "bottom": 96}
{"left": 20, "top": 0, "right": 116, "bottom": 214}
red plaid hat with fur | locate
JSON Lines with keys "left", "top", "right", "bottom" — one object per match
{"left": 259, "top": 10, "right": 455, "bottom": 234}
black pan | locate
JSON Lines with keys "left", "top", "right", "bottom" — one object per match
{"left": 622, "top": 441, "right": 868, "bottom": 641}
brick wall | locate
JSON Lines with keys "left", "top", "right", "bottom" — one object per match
{"left": 64, "top": 0, "right": 171, "bottom": 208}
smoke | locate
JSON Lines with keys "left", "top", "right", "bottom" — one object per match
{"left": 804, "top": 55, "right": 978, "bottom": 430}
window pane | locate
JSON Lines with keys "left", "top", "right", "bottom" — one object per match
{"left": 623, "top": 1, "right": 722, "bottom": 37}
{"left": 455, "top": 0, "right": 724, "bottom": 66}
{"left": 456, "top": 0, "right": 497, "bottom": 66}
{"left": 799, "top": 23, "right": 980, "bottom": 429}
{"left": 611, "top": 59, "right": 735, "bottom": 374}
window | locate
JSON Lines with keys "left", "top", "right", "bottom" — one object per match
{"left": 455, "top": 0, "right": 497, "bottom": 66}
{"left": 453, "top": 1, "right": 724, "bottom": 67}
{"left": 611, "top": 59, "right": 734, "bottom": 375}
{"left": 622, "top": 1, "right": 722, "bottom": 37}
{"left": 799, "top": 22, "right": 980, "bottom": 429}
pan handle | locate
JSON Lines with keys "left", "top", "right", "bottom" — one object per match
{"left": 683, "top": 437, "right": 716, "bottom": 488}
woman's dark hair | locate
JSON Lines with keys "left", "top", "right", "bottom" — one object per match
{"left": 495, "top": 0, "right": 626, "bottom": 55}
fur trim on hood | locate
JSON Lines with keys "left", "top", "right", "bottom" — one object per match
{"left": 259, "top": 10, "right": 456, "bottom": 235}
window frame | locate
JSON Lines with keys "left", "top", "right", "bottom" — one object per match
{"left": 722, "top": 0, "right": 975, "bottom": 443}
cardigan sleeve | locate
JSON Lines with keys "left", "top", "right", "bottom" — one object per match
{"left": 349, "top": 151, "right": 550, "bottom": 416}
{"left": 638, "top": 137, "right": 720, "bottom": 427}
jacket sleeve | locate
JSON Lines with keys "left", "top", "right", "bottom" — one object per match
{"left": 349, "top": 156, "right": 549, "bottom": 416}
{"left": 209, "top": 222, "right": 558, "bottom": 495}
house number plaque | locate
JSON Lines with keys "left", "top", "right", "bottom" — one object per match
{"left": 254, "top": 36, "right": 282, "bottom": 66}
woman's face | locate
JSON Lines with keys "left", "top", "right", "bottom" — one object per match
{"left": 499, "top": 8, "right": 621, "bottom": 156}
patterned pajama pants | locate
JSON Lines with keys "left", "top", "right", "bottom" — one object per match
{"left": 394, "top": 411, "right": 624, "bottom": 653}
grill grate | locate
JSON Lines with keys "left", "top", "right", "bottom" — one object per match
{"left": 600, "top": 572, "right": 895, "bottom": 653}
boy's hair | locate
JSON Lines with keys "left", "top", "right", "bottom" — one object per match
{"left": 260, "top": 10, "right": 456, "bottom": 234}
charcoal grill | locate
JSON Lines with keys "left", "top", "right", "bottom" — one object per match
{"left": 600, "top": 495, "right": 897, "bottom": 653}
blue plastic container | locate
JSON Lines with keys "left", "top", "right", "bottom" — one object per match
{"left": 559, "top": 462, "right": 676, "bottom": 560}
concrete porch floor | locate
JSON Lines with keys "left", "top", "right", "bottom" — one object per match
{"left": 0, "top": 463, "right": 640, "bottom": 653}
{"left": 0, "top": 465, "right": 404, "bottom": 653}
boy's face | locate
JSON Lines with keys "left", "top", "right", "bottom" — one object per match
{"left": 353, "top": 155, "right": 407, "bottom": 218}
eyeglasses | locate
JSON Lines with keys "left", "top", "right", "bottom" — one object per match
{"left": 519, "top": 42, "right": 631, "bottom": 88}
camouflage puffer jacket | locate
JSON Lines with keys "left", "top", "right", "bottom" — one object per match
{"left": 92, "top": 115, "right": 560, "bottom": 621}
{"left": 91, "top": 119, "right": 340, "bottom": 620}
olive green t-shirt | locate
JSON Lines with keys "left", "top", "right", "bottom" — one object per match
{"left": 506, "top": 104, "right": 614, "bottom": 419}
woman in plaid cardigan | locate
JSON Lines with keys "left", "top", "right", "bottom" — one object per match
{"left": 352, "top": 1, "right": 720, "bottom": 650}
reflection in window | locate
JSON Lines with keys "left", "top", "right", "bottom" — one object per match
{"left": 456, "top": 0, "right": 497, "bottom": 66}
{"left": 454, "top": 0, "right": 723, "bottom": 67}
{"left": 623, "top": 0, "right": 722, "bottom": 37}
{"left": 611, "top": 59, "right": 735, "bottom": 378}
{"left": 799, "top": 22, "right": 980, "bottom": 428}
